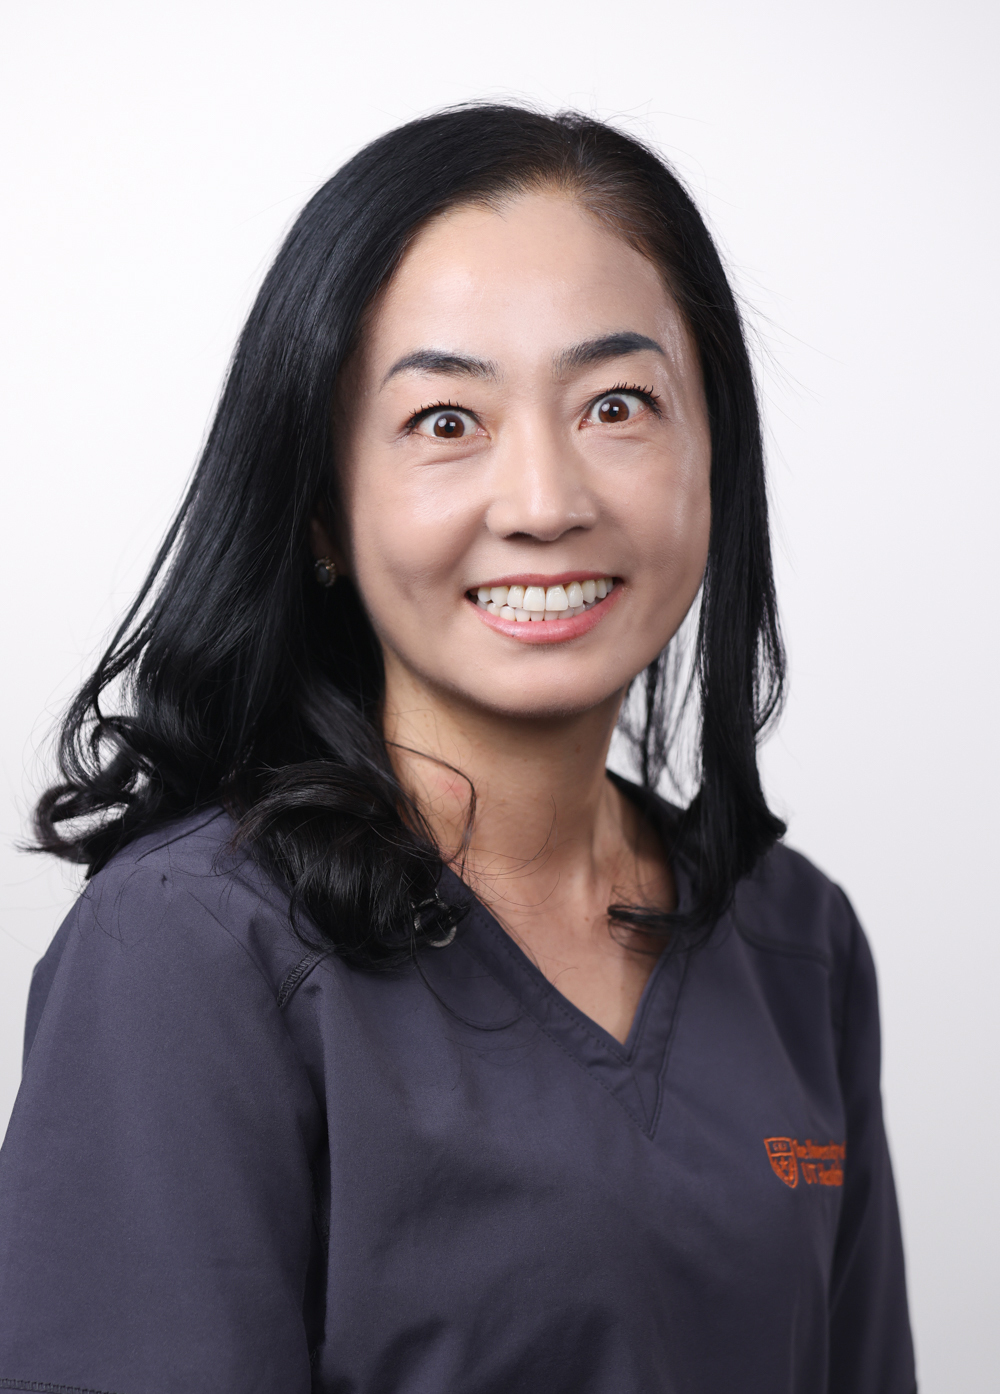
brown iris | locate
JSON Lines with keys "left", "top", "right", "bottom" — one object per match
{"left": 433, "top": 412, "right": 467, "bottom": 438}
{"left": 597, "top": 396, "right": 630, "bottom": 424}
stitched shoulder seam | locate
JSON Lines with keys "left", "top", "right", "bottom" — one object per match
{"left": 277, "top": 950, "right": 332, "bottom": 1009}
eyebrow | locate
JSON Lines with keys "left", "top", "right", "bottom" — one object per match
{"left": 382, "top": 349, "right": 499, "bottom": 386}
{"left": 380, "top": 331, "right": 666, "bottom": 389}
{"left": 556, "top": 331, "right": 667, "bottom": 372}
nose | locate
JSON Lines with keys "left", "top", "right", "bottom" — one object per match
{"left": 484, "top": 416, "right": 598, "bottom": 543}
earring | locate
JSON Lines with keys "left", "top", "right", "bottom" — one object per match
{"left": 313, "top": 556, "right": 337, "bottom": 588}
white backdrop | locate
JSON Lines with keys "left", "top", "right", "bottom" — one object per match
{"left": 2, "top": 1, "right": 997, "bottom": 1387}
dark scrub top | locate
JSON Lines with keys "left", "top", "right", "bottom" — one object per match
{"left": 0, "top": 789, "right": 915, "bottom": 1394}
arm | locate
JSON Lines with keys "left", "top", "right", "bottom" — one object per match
{"left": 828, "top": 899, "right": 917, "bottom": 1393}
{"left": 0, "top": 859, "right": 323, "bottom": 1394}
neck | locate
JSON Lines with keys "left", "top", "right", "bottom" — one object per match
{"left": 381, "top": 654, "right": 631, "bottom": 908}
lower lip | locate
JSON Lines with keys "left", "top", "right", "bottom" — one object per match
{"left": 466, "top": 583, "right": 624, "bottom": 644}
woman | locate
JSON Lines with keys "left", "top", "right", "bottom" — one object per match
{"left": 0, "top": 105, "right": 915, "bottom": 1392}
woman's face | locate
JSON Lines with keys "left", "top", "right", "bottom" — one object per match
{"left": 331, "top": 190, "right": 712, "bottom": 722}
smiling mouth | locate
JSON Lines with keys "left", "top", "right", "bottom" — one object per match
{"left": 467, "top": 576, "right": 617, "bottom": 623}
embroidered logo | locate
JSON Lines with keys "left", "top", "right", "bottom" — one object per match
{"left": 764, "top": 1137, "right": 845, "bottom": 1189}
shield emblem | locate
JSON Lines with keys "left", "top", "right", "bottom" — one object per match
{"left": 765, "top": 1137, "right": 799, "bottom": 1188}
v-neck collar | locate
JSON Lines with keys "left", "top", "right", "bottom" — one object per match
{"left": 435, "top": 777, "right": 692, "bottom": 1139}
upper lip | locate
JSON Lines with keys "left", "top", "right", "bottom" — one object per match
{"left": 467, "top": 570, "right": 617, "bottom": 589}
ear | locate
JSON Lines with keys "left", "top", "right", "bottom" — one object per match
{"left": 309, "top": 517, "right": 347, "bottom": 574}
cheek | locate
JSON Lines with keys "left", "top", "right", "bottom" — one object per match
{"left": 660, "top": 473, "right": 711, "bottom": 588}
{"left": 344, "top": 453, "right": 482, "bottom": 614}
{"left": 614, "top": 446, "right": 712, "bottom": 604}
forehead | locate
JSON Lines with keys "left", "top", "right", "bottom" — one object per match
{"left": 362, "top": 191, "right": 691, "bottom": 378}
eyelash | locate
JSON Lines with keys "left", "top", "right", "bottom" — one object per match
{"left": 404, "top": 400, "right": 475, "bottom": 432}
{"left": 403, "top": 383, "right": 663, "bottom": 432}
{"left": 597, "top": 383, "right": 662, "bottom": 418}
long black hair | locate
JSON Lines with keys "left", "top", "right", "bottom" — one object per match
{"left": 35, "top": 104, "right": 785, "bottom": 967}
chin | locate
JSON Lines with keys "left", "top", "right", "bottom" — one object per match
{"left": 462, "top": 676, "right": 627, "bottom": 722}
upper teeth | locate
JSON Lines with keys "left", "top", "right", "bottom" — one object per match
{"left": 474, "top": 577, "right": 615, "bottom": 621}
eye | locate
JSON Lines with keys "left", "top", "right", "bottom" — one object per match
{"left": 413, "top": 407, "right": 479, "bottom": 440}
{"left": 585, "top": 391, "right": 649, "bottom": 426}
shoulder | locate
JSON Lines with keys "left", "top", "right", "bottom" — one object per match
{"left": 730, "top": 840, "right": 863, "bottom": 974}
{"left": 634, "top": 773, "right": 862, "bottom": 974}
{"left": 630, "top": 773, "right": 865, "bottom": 978}
{"left": 37, "top": 809, "right": 313, "bottom": 1015}
{"left": 90, "top": 804, "right": 252, "bottom": 895}
{"left": 727, "top": 843, "right": 883, "bottom": 1067}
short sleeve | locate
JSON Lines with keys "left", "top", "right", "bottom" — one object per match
{"left": 828, "top": 899, "right": 917, "bottom": 1393}
{"left": 0, "top": 859, "right": 323, "bottom": 1394}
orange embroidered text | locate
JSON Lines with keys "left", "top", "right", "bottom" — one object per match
{"left": 764, "top": 1137, "right": 845, "bottom": 1189}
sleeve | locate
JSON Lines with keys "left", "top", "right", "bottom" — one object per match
{"left": 828, "top": 900, "right": 917, "bottom": 1393}
{"left": 0, "top": 860, "right": 323, "bottom": 1394}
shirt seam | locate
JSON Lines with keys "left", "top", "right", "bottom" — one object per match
{"left": 277, "top": 950, "right": 332, "bottom": 1009}
{"left": 648, "top": 951, "right": 692, "bottom": 1139}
